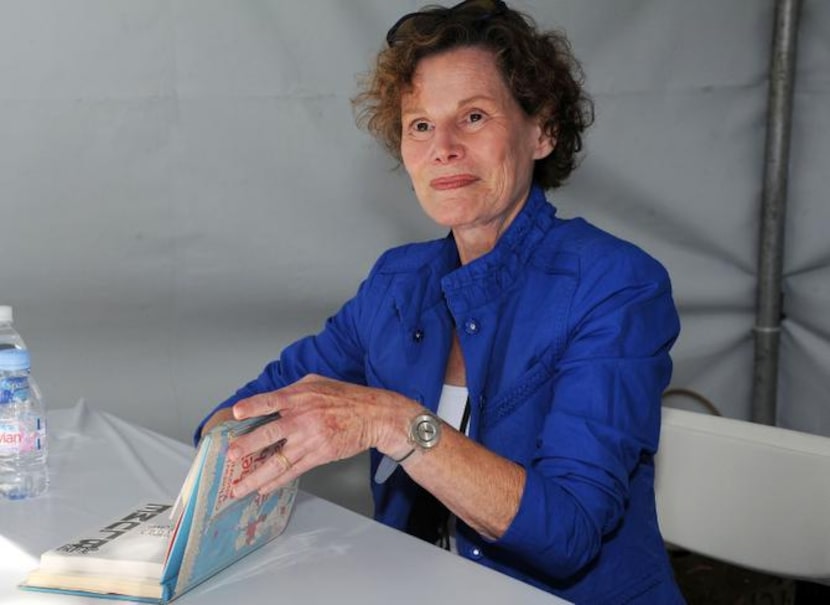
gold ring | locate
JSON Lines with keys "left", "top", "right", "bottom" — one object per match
{"left": 273, "top": 450, "right": 293, "bottom": 473}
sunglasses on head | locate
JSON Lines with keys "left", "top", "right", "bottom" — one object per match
{"left": 386, "top": 0, "right": 509, "bottom": 47}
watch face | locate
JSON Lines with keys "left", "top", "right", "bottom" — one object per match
{"left": 412, "top": 413, "right": 441, "bottom": 449}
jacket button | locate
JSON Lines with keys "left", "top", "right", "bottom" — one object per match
{"left": 412, "top": 329, "right": 424, "bottom": 343}
{"left": 463, "top": 319, "right": 480, "bottom": 335}
{"left": 470, "top": 547, "right": 482, "bottom": 558}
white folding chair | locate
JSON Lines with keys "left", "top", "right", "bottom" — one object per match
{"left": 655, "top": 407, "right": 830, "bottom": 585}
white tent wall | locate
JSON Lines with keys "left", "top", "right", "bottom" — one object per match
{"left": 1, "top": 1, "right": 827, "bottom": 514}
{"left": 782, "top": 0, "right": 830, "bottom": 435}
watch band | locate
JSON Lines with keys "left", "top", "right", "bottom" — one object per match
{"left": 393, "top": 447, "right": 417, "bottom": 464}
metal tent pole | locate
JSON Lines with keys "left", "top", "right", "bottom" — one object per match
{"left": 751, "top": 0, "right": 802, "bottom": 425}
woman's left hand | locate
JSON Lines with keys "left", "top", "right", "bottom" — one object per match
{"left": 226, "top": 373, "right": 418, "bottom": 498}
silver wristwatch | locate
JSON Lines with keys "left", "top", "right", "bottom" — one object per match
{"left": 409, "top": 411, "right": 442, "bottom": 451}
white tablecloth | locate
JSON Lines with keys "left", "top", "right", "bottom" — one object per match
{"left": 0, "top": 401, "right": 564, "bottom": 604}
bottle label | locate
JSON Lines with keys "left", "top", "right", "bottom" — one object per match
{"left": 0, "top": 376, "right": 29, "bottom": 404}
{"left": 0, "top": 417, "right": 46, "bottom": 455}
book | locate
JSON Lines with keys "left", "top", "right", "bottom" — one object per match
{"left": 20, "top": 414, "right": 299, "bottom": 603}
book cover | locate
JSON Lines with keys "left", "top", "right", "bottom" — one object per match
{"left": 20, "top": 415, "right": 298, "bottom": 603}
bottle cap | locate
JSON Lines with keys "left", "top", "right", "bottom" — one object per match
{"left": 0, "top": 348, "right": 30, "bottom": 371}
{"left": 0, "top": 305, "right": 12, "bottom": 323}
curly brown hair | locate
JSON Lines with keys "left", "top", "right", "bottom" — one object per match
{"left": 352, "top": 1, "right": 594, "bottom": 189}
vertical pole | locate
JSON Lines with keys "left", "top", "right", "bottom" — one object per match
{"left": 751, "top": 0, "right": 802, "bottom": 425}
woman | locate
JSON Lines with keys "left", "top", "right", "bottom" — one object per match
{"left": 196, "top": 1, "right": 685, "bottom": 602}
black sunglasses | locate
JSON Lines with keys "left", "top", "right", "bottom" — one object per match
{"left": 386, "top": 0, "right": 509, "bottom": 47}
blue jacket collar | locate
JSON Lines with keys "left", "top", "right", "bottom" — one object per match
{"left": 388, "top": 184, "right": 558, "bottom": 328}
{"left": 439, "top": 184, "right": 557, "bottom": 314}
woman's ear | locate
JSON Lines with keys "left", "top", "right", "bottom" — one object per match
{"left": 532, "top": 121, "right": 556, "bottom": 160}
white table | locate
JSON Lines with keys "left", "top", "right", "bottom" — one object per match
{"left": 0, "top": 402, "right": 564, "bottom": 604}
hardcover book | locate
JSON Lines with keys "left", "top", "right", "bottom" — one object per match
{"left": 20, "top": 414, "right": 298, "bottom": 603}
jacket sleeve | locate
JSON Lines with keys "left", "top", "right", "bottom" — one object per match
{"left": 192, "top": 262, "right": 388, "bottom": 445}
{"left": 491, "top": 237, "right": 680, "bottom": 578}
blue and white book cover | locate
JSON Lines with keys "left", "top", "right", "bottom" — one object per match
{"left": 166, "top": 416, "right": 298, "bottom": 601}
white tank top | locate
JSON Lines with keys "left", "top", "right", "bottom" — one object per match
{"left": 436, "top": 384, "right": 470, "bottom": 434}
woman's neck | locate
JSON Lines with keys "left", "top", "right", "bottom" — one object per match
{"left": 451, "top": 190, "right": 529, "bottom": 265}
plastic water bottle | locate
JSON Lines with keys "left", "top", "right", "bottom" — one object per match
{"left": 0, "top": 305, "right": 44, "bottom": 409}
{"left": 0, "top": 305, "right": 26, "bottom": 350}
{"left": 0, "top": 348, "right": 49, "bottom": 499}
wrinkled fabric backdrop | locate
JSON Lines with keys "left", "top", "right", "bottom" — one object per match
{"left": 1, "top": 0, "right": 828, "bottom": 514}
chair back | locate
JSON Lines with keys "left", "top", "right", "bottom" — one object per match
{"left": 655, "top": 407, "right": 830, "bottom": 584}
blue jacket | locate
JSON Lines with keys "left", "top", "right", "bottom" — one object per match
{"left": 201, "top": 186, "right": 684, "bottom": 603}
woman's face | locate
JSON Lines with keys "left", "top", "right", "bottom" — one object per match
{"left": 400, "top": 46, "right": 553, "bottom": 237}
